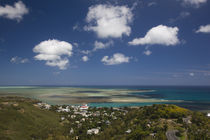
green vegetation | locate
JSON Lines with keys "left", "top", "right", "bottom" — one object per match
{"left": 0, "top": 97, "right": 65, "bottom": 140}
{"left": 0, "top": 96, "right": 209, "bottom": 140}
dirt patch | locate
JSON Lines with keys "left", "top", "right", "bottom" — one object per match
{"left": 1, "top": 102, "right": 9, "bottom": 105}
{"left": 18, "top": 108, "right": 25, "bottom": 113}
{"left": 13, "top": 103, "right": 19, "bottom": 107}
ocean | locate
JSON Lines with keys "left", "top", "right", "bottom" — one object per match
{"left": 0, "top": 86, "right": 210, "bottom": 111}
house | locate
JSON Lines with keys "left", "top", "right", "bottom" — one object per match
{"left": 62, "top": 108, "right": 70, "bottom": 112}
{"left": 87, "top": 128, "right": 99, "bottom": 135}
{"left": 61, "top": 117, "right": 65, "bottom": 121}
{"left": 36, "top": 103, "right": 51, "bottom": 109}
{"left": 105, "top": 120, "right": 110, "bottom": 125}
{"left": 93, "top": 112, "right": 100, "bottom": 116}
{"left": 150, "top": 133, "right": 156, "bottom": 137}
{"left": 71, "top": 115, "right": 76, "bottom": 118}
{"left": 44, "top": 104, "right": 51, "bottom": 109}
{"left": 207, "top": 113, "right": 210, "bottom": 117}
{"left": 57, "top": 106, "right": 70, "bottom": 112}
{"left": 113, "top": 116, "right": 117, "bottom": 120}
{"left": 70, "top": 128, "right": 74, "bottom": 134}
{"left": 80, "top": 104, "right": 89, "bottom": 110}
{"left": 126, "top": 129, "right": 131, "bottom": 134}
{"left": 183, "top": 117, "right": 192, "bottom": 124}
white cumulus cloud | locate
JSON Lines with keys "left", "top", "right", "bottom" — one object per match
{"left": 129, "top": 25, "right": 180, "bottom": 46}
{"left": 182, "top": 0, "right": 207, "bottom": 7}
{"left": 84, "top": 4, "right": 133, "bottom": 38}
{"left": 80, "top": 40, "right": 114, "bottom": 56}
{"left": 101, "top": 53, "right": 131, "bottom": 65}
{"left": 82, "top": 56, "right": 89, "bottom": 62}
{"left": 33, "top": 39, "right": 73, "bottom": 70}
{"left": 143, "top": 50, "right": 152, "bottom": 56}
{"left": 0, "top": 1, "right": 29, "bottom": 21}
{"left": 195, "top": 24, "right": 210, "bottom": 33}
{"left": 10, "top": 56, "right": 29, "bottom": 64}
{"left": 93, "top": 40, "right": 113, "bottom": 51}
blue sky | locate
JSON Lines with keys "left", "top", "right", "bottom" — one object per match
{"left": 0, "top": 0, "right": 210, "bottom": 85}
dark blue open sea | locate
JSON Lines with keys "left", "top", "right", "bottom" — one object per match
{"left": 88, "top": 86, "right": 210, "bottom": 110}
{"left": 0, "top": 86, "right": 210, "bottom": 111}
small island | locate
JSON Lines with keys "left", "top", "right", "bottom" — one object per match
{"left": 0, "top": 96, "right": 209, "bottom": 140}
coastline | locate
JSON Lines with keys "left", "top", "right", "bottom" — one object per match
{"left": 0, "top": 96, "right": 209, "bottom": 140}
{"left": 0, "top": 86, "right": 210, "bottom": 112}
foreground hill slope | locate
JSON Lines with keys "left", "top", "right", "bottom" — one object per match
{"left": 0, "top": 97, "right": 65, "bottom": 140}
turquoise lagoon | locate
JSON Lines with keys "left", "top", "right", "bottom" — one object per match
{"left": 0, "top": 86, "right": 210, "bottom": 111}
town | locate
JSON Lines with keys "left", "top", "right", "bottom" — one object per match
{"left": 35, "top": 102, "right": 129, "bottom": 137}
{"left": 35, "top": 101, "right": 210, "bottom": 140}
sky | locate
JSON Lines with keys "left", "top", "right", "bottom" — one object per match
{"left": 0, "top": 0, "right": 210, "bottom": 86}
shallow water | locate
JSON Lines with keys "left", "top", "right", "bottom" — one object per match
{"left": 0, "top": 86, "right": 210, "bottom": 111}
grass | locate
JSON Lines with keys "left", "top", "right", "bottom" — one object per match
{"left": 0, "top": 97, "right": 64, "bottom": 140}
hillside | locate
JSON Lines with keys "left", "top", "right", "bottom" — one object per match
{"left": 0, "top": 96, "right": 209, "bottom": 140}
{"left": 0, "top": 97, "right": 65, "bottom": 140}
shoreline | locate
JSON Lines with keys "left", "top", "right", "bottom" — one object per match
{"left": 1, "top": 95, "right": 209, "bottom": 113}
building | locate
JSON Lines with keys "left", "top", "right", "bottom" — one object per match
{"left": 87, "top": 128, "right": 99, "bottom": 135}
{"left": 57, "top": 106, "right": 70, "bottom": 112}
{"left": 61, "top": 117, "right": 65, "bottom": 121}
{"left": 70, "top": 128, "right": 74, "bottom": 134}
{"left": 126, "top": 129, "right": 131, "bottom": 134}
{"left": 62, "top": 108, "right": 70, "bottom": 112}
{"left": 183, "top": 117, "right": 192, "bottom": 124}
{"left": 36, "top": 102, "right": 51, "bottom": 109}
{"left": 80, "top": 104, "right": 89, "bottom": 110}
{"left": 44, "top": 104, "right": 51, "bottom": 109}
{"left": 105, "top": 120, "right": 110, "bottom": 125}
